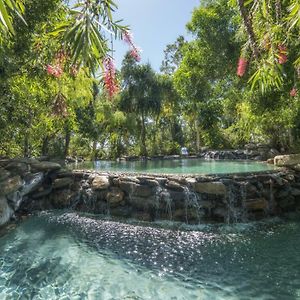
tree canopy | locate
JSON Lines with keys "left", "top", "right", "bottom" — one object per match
{"left": 1, "top": 0, "right": 300, "bottom": 159}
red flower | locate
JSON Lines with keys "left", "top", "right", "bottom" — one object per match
{"left": 46, "top": 64, "right": 63, "bottom": 78}
{"left": 278, "top": 45, "right": 288, "bottom": 64}
{"left": 290, "top": 87, "right": 298, "bottom": 97}
{"left": 237, "top": 58, "right": 248, "bottom": 77}
{"left": 122, "top": 30, "right": 142, "bottom": 62}
{"left": 123, "top": 31, "right": 134, "bottom": 46}
{"left": 130, "top": 47, "right": 141, "bottom": 62}
{"left": 103, "top": 57, "right": 118, "bottom": 98}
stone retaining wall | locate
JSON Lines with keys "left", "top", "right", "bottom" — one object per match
{"left": 1, "top": 158, "right": 300, "bottom": 226}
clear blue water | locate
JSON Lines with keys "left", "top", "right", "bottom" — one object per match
{"left": 1, "top": 212, "right": 300, "bottom": 299}
{"left": 72, "top": 159, "right": 276, "bottom": 174}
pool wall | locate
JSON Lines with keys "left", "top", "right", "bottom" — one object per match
{"left": 1, "top": 158, "right": 300, "bottom": 225}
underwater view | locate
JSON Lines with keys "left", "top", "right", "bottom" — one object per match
{"left": 1, "top": 212, "right": 300, "bottom": 300}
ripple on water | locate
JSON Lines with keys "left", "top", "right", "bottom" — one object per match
{"left": 0, "top": 212, "right": 300, "bottom": 299}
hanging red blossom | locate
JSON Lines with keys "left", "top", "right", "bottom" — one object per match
{"left": 130, "top": 47, "right": 141, "bottom": 62}
{"left": 46, "top": 64, "right": 63, "bottom": 78}
{"left": 103, "top": 57, "right": 118, "bottom": 98}
{"left": 278, "top": 45, "right": 288, "bottom": 64}
{"left": 290, "top": 87, "right": 298, "bottom": 97}
{"left": 123, "top": 31, "right": 134, "bottom": 46}
{"left": 122, "top": 30, "right": 142, "bottom": 62}
{"left": 237, "top": 57, "right": 248, "bottom": 77}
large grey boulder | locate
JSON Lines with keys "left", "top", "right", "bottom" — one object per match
{"left": 0, "top": 197, "right": 14, "bottom": 226}
{"left": 0, "top": 168, "right": 10, "bottom": 181}
{"left": 52, "top": 177, "right": 74, "bottom": 190}
{"left": 91, "top": 176, "right": 110, "bottom": 190}
{"left": 274, "top": 154, "right": 300, "bottom": 167}
{"left": 107, "top": 187, "right": 124, "bottom": 207}
{"left": 0, "top": 176, "right": 23, "bottom": 196}
{"left": 193, "top": 182, "right": 227, "bottom": 195}
{"left": 30, "top": 161, "right": 61, "bottom": 172}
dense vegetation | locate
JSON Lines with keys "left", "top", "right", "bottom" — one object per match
{"left": 1, "top": 0, "right": 300, "bottom": 159}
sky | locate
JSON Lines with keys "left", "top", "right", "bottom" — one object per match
{"left": 113, "top": 0, "right": 200, "bottom": 71}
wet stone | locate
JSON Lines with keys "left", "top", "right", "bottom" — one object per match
{"left": 91, "top": 176, "right": 110, "bottom": 190}
{"left": 5, "top": 162, "right": 29, "bottom": 175}
{"left": 193, "top": 182, "right": 227, "bottom": 195}
{"left": 128, "top": 196, "right": 156, "bottom": 210}
{"left": 0, "top": 176, "right": 23, "bottom": 196}
{"left": 31, "top": 162, "right": 61, "bottom": 172}
{"left": 107, "top": 187, "right": 124, "bottom": 207}
{"left": 52, "top": 178, "right": 74, "bottom": 190}
{"left": 119, "top": 181, "right": 138, "bottom": 194}
{"left": 274, "top": 154, "right": 300, "bottom": 167}
{"left": 245, "top": 198, "right": 268, "bottom": 211}
{"left": 0, "top": 197, "right": 13, "bottom": 226}
{"left": 165, "top": 181, "right": 184, "bottom": 192}
{"left": 0, "top": 168, "right": 11, "bottom": 181}
{"left": 133, "top": 184, "right": 154, "bottom": 198}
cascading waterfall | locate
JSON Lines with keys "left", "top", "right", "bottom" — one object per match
{"left": 154, "top": 186, "right": 173, "bottom": 220}
{"left": 225, "top": 181, "right": 251, "bottom": 223}
{"left": 183, "top": 186, "right": 202, "bottom": 224}
{"left": 226, "top": 184, "right": 237, "bottom": 223}
{"left": 239, "top": 182, "right": 248, "bottom": 222}
{"left": 84, "top": 188, "right": 98, "bottom": 213}
{"left": 268, "top": 179, "right": 275, "bottom": 215}
{"left": 0, "top": 172, "right": 44, "bottom": 226}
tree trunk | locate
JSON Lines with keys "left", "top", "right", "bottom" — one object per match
{"left": 195, "top": 119, "right": 200, "bottom": 153}
{"left": 24, "top": 132, "right": 30, "bottom": 158}
{"left": 288, "top": 128, "right": 294, "bottom": 149}
{"left": 92, "top": 140, "right": 97, "bottom": 160}
{"left": 140, "top": 113, "right": 147, "bottom": 156}
{"left": 41, "top": 136, "right": 49, "bottom": 156}
{"left": 64, "top": 125, "right": 71, "bottom": 158}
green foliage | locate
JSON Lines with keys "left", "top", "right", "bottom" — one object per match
{"left": 51, "top": 0, "right": 128, "bottom": 74}
{"left": 0, "top": 0, "right": 25, "bottom": 36}
{"left": 120, "top": 53, "right": 163, "bottom": 156}
{"left": 231, "top": 0, "right": 300, "bottom": 93}
{"left": 1, "top": 0, "right": 300, "bottom": 160}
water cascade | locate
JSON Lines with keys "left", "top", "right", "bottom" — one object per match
{"left": 182, "top": 186, "right": 201, "bottom": 223}
{"left": 153, "top": 185, "right": 172, "bottom": 220}
{"left": 0, "top": 172, "right": 44, "bottom": 225}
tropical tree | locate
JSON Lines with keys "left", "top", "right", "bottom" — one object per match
{"left": 120, "top": 53, "right": 162, "bottom": 156}
{"left": 231, "top": 0, "right": 300, "bottom": 94}
{"left": 174, "top": 0, "right": 239, "bottom": 151}
{"left": 160, "top": 36, "right": 186, "bottom": 75}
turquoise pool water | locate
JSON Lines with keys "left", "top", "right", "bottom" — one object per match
{"left": 72, "top": 159, "right": 276, "bottom": 174}
{"left": 0, "top": 212, "right": 300, "bottom": 299}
